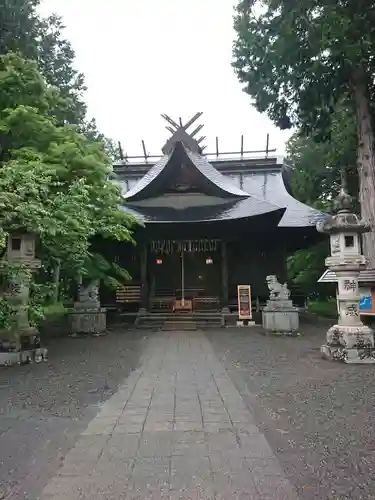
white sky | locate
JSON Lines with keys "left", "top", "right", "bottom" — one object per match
{"left": 39, "top": 0, "right": 292, "bottom": 158}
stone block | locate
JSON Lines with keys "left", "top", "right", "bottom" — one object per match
{"left": 70, "top": 308, "right": 106, "bottom": 335}
{"left": 0, "top": 347, "right": 48, "bottom": 366}
{"left": 0, "top": 351, "right": 21, "bottom": 366}
{"left": 262, "top": 308, "right": 299, "bottom": 335}
{"left": 321, "top": 344, "right": 375, "bottom": 364}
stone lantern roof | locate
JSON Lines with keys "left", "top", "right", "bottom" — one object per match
{"left": 316, "top": 189, "right": 370, "bottom": 235}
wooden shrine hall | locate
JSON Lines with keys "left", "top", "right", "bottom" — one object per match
{"left": 104, "top": 113, "right": 324, "bottom": 326}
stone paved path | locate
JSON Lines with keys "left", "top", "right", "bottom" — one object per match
{"left": 40, "top": 331, "right": 298, "bottom": 499}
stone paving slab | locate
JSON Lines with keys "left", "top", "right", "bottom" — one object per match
{"left": 39, "top": 331, "right": 299, "bottom": 500}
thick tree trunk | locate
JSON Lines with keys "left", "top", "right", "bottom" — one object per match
{"left": 353, "top": 67, "right": 375, "bottom": 268}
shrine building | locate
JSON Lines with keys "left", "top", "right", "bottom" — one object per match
{"left": 103, "top": 114, "right": 325, "bottom": 324}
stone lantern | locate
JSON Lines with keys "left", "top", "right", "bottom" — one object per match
{"left": 0, "top": 232, "right": 47, "bottom": 365}
{"left": 316, "top": 189, "right": 375, "bottom": 363}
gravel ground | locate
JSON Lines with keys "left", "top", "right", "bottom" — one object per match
{"left": 2, "top": 323, "right": 375, "bottom": 500}
{"left": 0, "top": 329, "right": 146, "bottom": 500}
{"left": 207, "top": 323, "right": 375, "bottom": 500}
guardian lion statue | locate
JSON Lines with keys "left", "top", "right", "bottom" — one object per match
{"left": 266, "top": 275, "right": 291, "bottom": 300}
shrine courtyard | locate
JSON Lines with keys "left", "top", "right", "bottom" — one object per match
{"left": 1, "top": 323, "right": 375, "bottom": 500}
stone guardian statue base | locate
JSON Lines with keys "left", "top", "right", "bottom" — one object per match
{"left": 262, "top": 275, "right": 299, "bottom": 335}
{"left": 70, "top": 282, "right": 107, "bottom": 336}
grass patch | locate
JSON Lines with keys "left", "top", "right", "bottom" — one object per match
{"left": 43, "top": 302, "right": 68, "bottom": 317}
{"left": 308, "top": 298, "right": 337, "bottom": 318}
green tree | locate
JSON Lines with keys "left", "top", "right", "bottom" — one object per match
{"left": 233, "top": 0, "right": 375, "bottom": 266}
{"left": 285, "top": 102, "right": 357, "bottom": 295}
{"left": 0, "top": 53, "right": 138, "bottom": 303}
{"left": 0, "top": 0, "right": 40, "bottom": 58}
{"left": 38, "top": 13, "right": 87, "bottom": 125}
{"left": 1, "top": 1, "right": 108, "bottom": 135}
{"left": 287, "top": 101, "right": 358, "bottom": 210}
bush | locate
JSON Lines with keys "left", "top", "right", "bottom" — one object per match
{"left": 308, "top": 298, "right": 337, "bottom": 318}
{"left": 43, "top": 302, "right": 67, "bottom": 317}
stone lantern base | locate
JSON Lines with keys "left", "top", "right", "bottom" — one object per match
{"left": 0, "top": 330, "right": 48, "bottom": 367}
{"left": 321, "top": 324, "right": 375, "bottom": 364}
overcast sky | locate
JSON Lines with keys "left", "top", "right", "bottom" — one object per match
{"left": 39, "top": 0, "right": 292, "bottom": 159}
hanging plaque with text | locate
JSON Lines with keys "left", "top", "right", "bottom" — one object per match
{"left": 150, "top": 239, "right": 220, "bottom": 254}
{"left": 237, "top": 285, "right": 252, "bottom": 320}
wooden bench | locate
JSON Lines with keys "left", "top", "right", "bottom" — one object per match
{"left": 193, "top": 296, "right": 220, "bottom": 312}
{"left": 116, "top": 285, "right": 141, "bottom": 304}
{"left": 150, "top": 297, "right": 175, "bottom": 311}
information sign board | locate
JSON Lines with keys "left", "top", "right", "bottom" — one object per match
{"left": 237, "top": 285, "right": 252, "bottom": 320}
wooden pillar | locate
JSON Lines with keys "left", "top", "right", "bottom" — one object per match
{"left": 140, "top": 244, "right": 148, "bottom": 310}
{"left": 221, "top": 241, "right": 229, "bottom": 312}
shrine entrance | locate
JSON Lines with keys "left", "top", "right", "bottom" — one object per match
{"left": 148, "top": 239, "right": 221, "bottom": 312}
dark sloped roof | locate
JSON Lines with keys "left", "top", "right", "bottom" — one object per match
{"left": 241, "top": 170, "right": 326, "bottom": 227}
{"left": 120, "top": 141, "right": 326, "bottom": 228}
{"left": 183, "top": 147, "right": 249, "bottom": 197}
{"left": 318, "top": 269, "right": 375, "bottom": 283}
{"left": 123, "top": 141, "right": 249, "bottom": 201}
{"left": 122, "top": 155, "right": 170, "bottom": 201}
{"left": 122, "top": 196, "right": 285, "bottom": 224}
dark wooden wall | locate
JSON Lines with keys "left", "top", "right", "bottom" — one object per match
{"left": 227, "top": 238, "right": 286, "bottom": 303}
{"left": 98, "top": 231, "right": 288, "bottom": 306}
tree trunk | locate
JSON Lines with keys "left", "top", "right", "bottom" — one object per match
{"left": 52, "top": 260, "right": 61, "bottom": 303}
{"left": 353, "top": 66, "right": 375, "bottom": 268}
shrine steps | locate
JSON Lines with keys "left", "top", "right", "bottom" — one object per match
{"left": 135, "top": 312, "right": 223, "bottom": 331}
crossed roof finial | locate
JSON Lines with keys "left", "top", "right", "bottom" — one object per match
{"left": 161, "top": 113, "right": 206, "bottom": 155}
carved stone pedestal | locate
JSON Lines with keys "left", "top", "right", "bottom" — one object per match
{"left": 262, "top": 276, "right": 300, "bottom": 335}
{"left": 71, "top": 307, "right": 107, "bottom": 336}
{"left": 70, "top": 282, "right": 107, "bottom": 336}
{"left": 321, "top": 324, "right": 375, "bottom": 363}
{"left": 262, "top": 299, "right": 299, "bottom": 335}
{"left": 0, "top": 333, "right": 48, "bottom": 366}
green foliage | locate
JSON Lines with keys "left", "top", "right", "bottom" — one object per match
{"left": 0, "top": 262, "right": 32, "bottom": 329}
{"left": 232, "top": 0, "right": 375, "bottom": 137}
{"left": 287, "top": 101, "right": 358, "bottom": 210}
{"left": 0, "top": 54, "right": 138, "bottom": 325}
{"left": 43, "top": 302, "right": 67, "bottom": 316}
{"left": 0, "top": 0, "right": 40, "bottom": 59}
{"left": 0, "top": 3, "right": 136, "bottom": 328}
{"left": 38, "top": 13, "right": 87, "bottom": 125}
{"left": 233, "top": 0, "right": 375, "bottom": 268}
{"left": 285, "top": 101, "right": 358, "bottom": 295}
{"left": 308, "top": 298, "right": 337, "bottom": 318}
{"left": 82, "top": 253, "right": 132, "bottom": 289}
{"left": 0, "top": 296, "right": 16, "bottom": 329}
{"left": 287, "top": 241, "right": 334, "bottom": 298}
